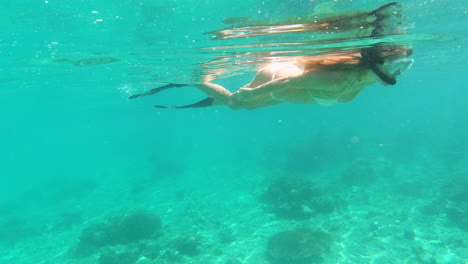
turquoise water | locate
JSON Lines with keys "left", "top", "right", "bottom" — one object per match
{"left": 1, "top": 0, "right": 467, "bottom": 263}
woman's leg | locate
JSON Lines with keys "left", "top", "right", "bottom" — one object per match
{"left": 128, "top": 80, "right": 233, "bottom": 108}
{"left": 193, "top": 82, "right": 233, "bottom": 105}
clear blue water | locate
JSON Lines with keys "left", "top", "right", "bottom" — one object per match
{"left": 0, "top": 0, "right": 467, "bottom": 264}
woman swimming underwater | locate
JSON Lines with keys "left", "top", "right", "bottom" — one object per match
{"left": 129, "top": 2, "right": 414, "bottom": 110}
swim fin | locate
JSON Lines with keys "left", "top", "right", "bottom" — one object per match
{"left": 129, "top": 83, "right": 187, "bottom": 99}
{"left": 154, "top": 97, "right": 214, "bottom": 109}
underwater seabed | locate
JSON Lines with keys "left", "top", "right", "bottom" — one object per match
{"left": 0, "top": 151, "right": 466, "bottom": 264}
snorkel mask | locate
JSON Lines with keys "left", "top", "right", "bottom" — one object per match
{"left": 361, "top": 45, "right": 413, "bottom": 85}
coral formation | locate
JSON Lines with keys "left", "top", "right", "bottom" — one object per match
{"left": 260, "top": 176, "right": 343, "bottom": 219}
{"left": 447, "top": 202, "right": 468, "bottom": 231}
{"left": 98, "top": 248, "right": 139, "bottom": 264}
{"left": 72, "top": 210, "right": 161, "bottom": 257}
{"left": 218, "top": 227, "right": 236, "bottom": 244}
{"left": 169, "top": 236, "right": 201, "bottom": 257}
{"left": 51, "top": 212, "right": 83, "bottom": 231}
{"left": 110, "top": 210, "right": 161, "bottom": 244}
{"left": 443, "top": 177, "right": 468, "bottom": 231}
{"left": 139, "top": 240, "right": 162, "bottom": 259}
{"left": 340, "top": 160, "right": 377, "bottom": 186}
{"left": 0, "top": 216, "right": 38, "bottom": 245}
{"left": 266, "top": 229, "right": 332, "bottom": 263}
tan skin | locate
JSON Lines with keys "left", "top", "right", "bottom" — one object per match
{"left": 129, "top": 47, "right": 412, "bottom": 109}
{"left": 193, "top": 47, "right": 411, "bottom": 110}
{"left": 130, "top": 3, "right": 413, "bottom": 109}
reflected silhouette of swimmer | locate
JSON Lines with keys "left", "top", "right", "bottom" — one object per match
{"left": 130, "top": 2, "right": 414, "bottom": 110}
